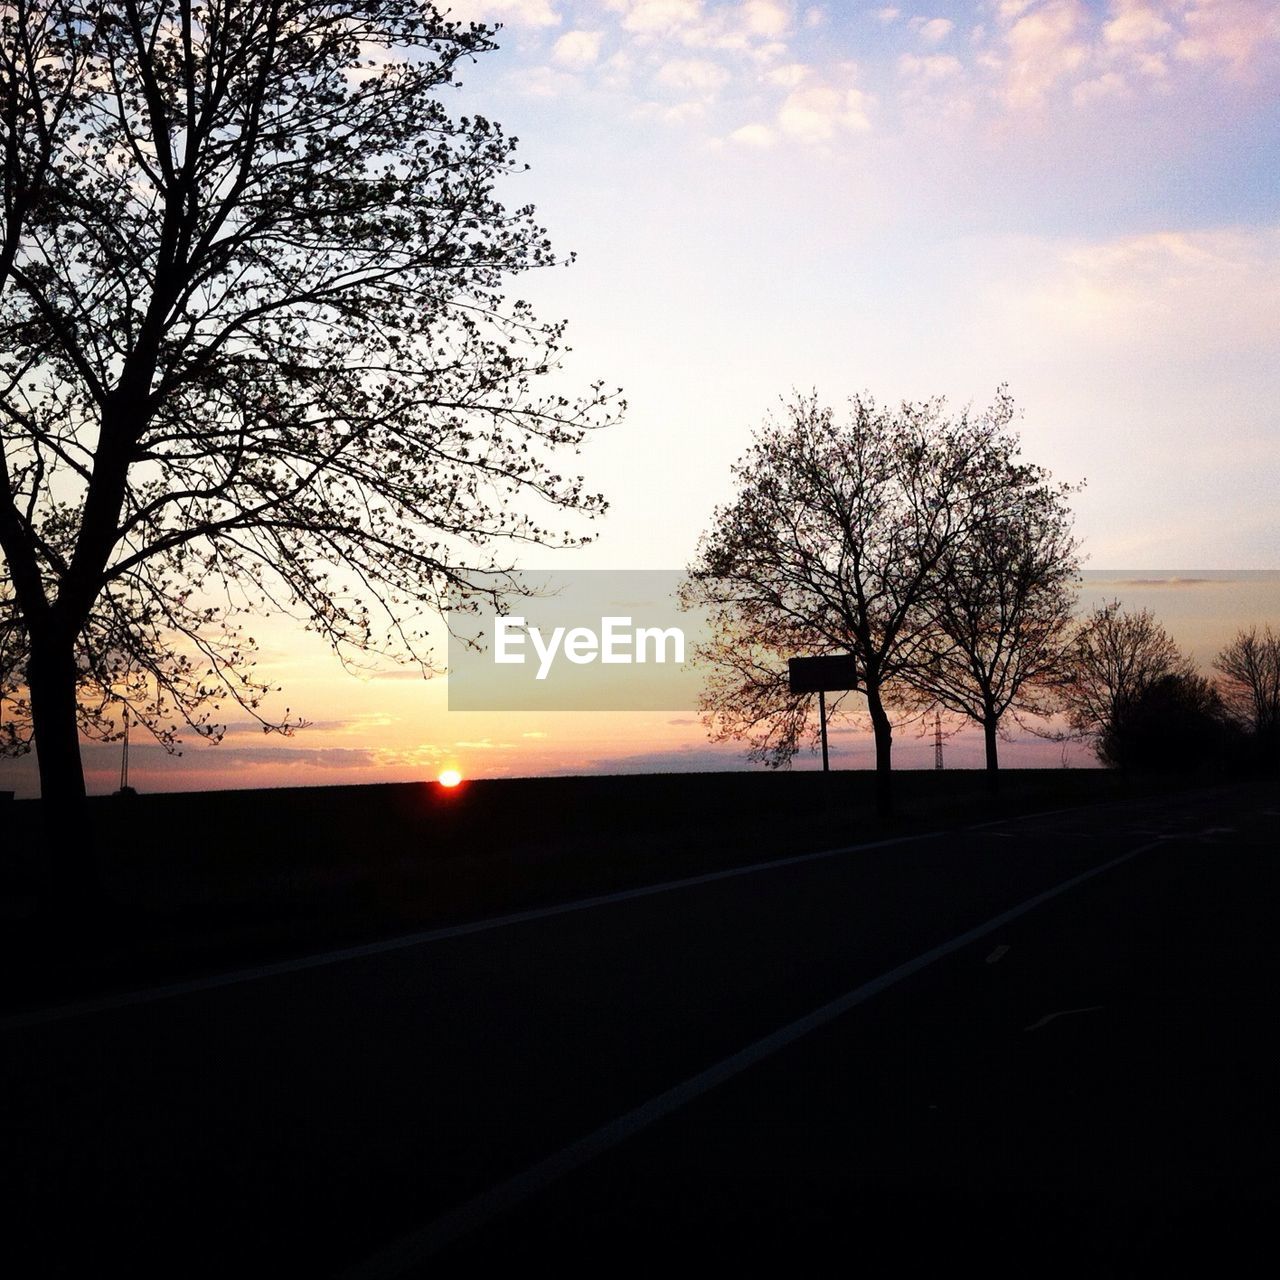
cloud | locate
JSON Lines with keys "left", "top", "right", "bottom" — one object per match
{"left": 588, "top": 0, "right": 1280, "bottom": 140}
{"left": 1001, "top": 0, "right": 1089, "bottom": 109}
{"left": 599, "top": 49, "right": 636, "bottom": 88}
{"left": 284, "top": 713, "right": 397, "bottom": 737}
{"left": 729, "top": 121, "right": 777, "bottom": 146}
{"left": 764, "top": 61, "right": 810, "bottom": 87}
{"left": 105, "top": 742, "right": 385, "bottom": 770}
{"left": 636, "top": 97, "right": 708, "bottom": 124}
{"left": 553, "top": 29, "right": 605, "bottom": 69}
{"left": 509, "top": 64, "right": 578, "bottom": 96}
{"left": 974, "top": 0, "right": 1280, "bottom": 115}
{"left": 212, "top": 719, "right": 300, "bottom": 737}
{"left": 1107, "top": 578, "right": 1219, "bottom": 588}
{"left": 1103, "top": 1, "right": 1172, "bottom": 47}
{"left": 608, "top": 0, "right": 791, "bottom": 53}
{"left": 743, "top": 0, "right": 791, "bottom": 37}
{"left": 656, "top": 56, "right": 731, "bottom": 95}
{"left": 567, "top": 741, "right": 754, "bottom": 773}
{"left": 910, "top": 16, "right": 955, "bottom": 44}
{"left": 372, "top": 744, "right": 449, "bottom": 768}
{"left": 778, "top": 82, "right": 874, "bottom": 140}
{"left": 443, "top": 0, "right": 560, "bottom": 28}
{"left": 896, "top": 50, "right": 971, "bottom": 124}
{"left": 613, "top": 0, "right": 704, "bottom": 36}
{"left": 1006, "top": 226, "right": 1280, "bottom": 351}
{"left": 456, "top": 0, "right": 1275, "bottom": 165}
{"left": 747, "top": 41, "right": 788, "bottom": 63}
{"left": 898, "top": 52, "right": 963, "bottom": 80}
{"left": 1071, "top": 69, "right": 1127, "bottom": 105}
{"left": 1176, "top": 0, "right": 1280, "bottom": 75}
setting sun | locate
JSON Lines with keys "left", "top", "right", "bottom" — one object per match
{"left": 437, "top": 768, "right": 463, "bottom": 788}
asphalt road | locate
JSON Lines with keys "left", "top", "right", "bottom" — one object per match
{"left": 2, "top": 781, "right": 1277, "bottom": 1276}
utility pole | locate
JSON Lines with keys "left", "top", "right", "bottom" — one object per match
{"left": 934, "top": 710, "right": 944, "bottom": 770}
{"left": 119, "top": 706, "right": 130, "bottom": 794}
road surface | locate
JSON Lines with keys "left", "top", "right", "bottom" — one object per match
{"left": 2, "top": 781, "right": 1276, "bottom": 1275}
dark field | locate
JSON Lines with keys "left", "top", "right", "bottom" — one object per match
{"left": 3, "top": 768, "right": 1140, "bottom": 1007}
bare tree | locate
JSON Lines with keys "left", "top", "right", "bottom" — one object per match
{"left": 0, "top": 1, "right": 621, "bottom": 813}
{"left": 1059, "top": 601, "right": 1192, "bottom": 767}
{"left": 681, "top": 388, "right": 1027, "bottom": 816}
{"left": 904, "top": 462, "right": 1081, "bottom": 789}
{"left": 1214, "top": 625, "right": 1280, "bottom": 757}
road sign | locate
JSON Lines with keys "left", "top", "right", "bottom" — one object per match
{"left": 787, "top": 654, "right": 858, "bottom": 694}
{"left": 788, "top": 653, "right": 858, "bottom": 773}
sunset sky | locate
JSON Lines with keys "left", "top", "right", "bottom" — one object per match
{"left": 4, "top": 0, "right": 1278, "bottom": 796}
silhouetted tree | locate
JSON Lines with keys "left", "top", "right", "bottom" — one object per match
{"left": 0, "top": 1, "right": 621, "bottom": 815}
{"left": 1214, "top": 625, "right": 1280, "bottom": 764}
{"left": 1059, "top": 601, "right": 1192, "bottom": 768}
{"left": 1106, "top": 669, "right": 1231, "bottom": 774}
{"left": 681, "top": 388, "right": 1028, "bottom": 816}
{"left": 903, "top": 458, "right": 1081, "bottom": 789}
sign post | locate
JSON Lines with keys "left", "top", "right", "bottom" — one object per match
{"left": 787, "top": 654, "right": 858, "bottom": 774}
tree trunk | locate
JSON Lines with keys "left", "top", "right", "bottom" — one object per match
{"left": 866, "top": 681, "right": 894, "bottom": 817}
{"left": 29, "top": 634, "right": 86, "bottom": 803}
{"left": 983, "top": 713, "right": 1000, "bottom": 793}
{"left": 27, "top": 629, "right": 100, "bottom": 907}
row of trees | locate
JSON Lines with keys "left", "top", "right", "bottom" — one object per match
{"left": 1063, "top": 607, "right": 1280, "bottom": 774}
{"left": 681, "top": 392, "right": 1278, "bottom": 811}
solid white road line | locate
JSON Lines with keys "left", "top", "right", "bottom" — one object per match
{"left": 342, "top": 836, "right": 1167, "bottom": 1278}
{"left": 2, "top": 788, "right": 1196, "bottom": 1034}
{"left": 0, "top": 827, "right": 948, "bottom": 1033}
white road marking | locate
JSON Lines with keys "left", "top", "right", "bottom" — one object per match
{"left": 985, "top": 945, "right": 1011, "bottom": 964}
{"left": 965, "top": 801, "right": 1099, "bottom": 831}
{"left": 1024, "top": 1005, "right": 1105, "bottom": 1032}
{"left": 342, "top": 837, "right": 1166, "bottom": 1278}
{"left": 0, "top": 793, "right": 1191, "bottom": 1033}
{"left": 1, "top": 828, "right": 951, "bottom": 1032}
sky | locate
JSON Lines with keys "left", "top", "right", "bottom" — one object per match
{"left": 4, "top": 0, "right": 1279, "bottom": 796}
